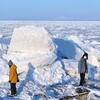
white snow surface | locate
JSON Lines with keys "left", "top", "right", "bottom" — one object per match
{"left": 0, "top": 21, "right": 100, "bottom": 100}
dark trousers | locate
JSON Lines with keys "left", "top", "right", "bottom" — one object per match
{"left": 10, "top": 83, "right": 16, "bottom": 95}
{"left": 80, "top": 73, "right": 85, "bottom": 85}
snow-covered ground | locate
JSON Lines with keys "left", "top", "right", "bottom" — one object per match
{"left": 0, "top": 21, "right": 100, "bottom": 100}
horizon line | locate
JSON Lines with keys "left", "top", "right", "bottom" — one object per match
{"left": 0, "top": 19, "right": 100, "bottom": 22}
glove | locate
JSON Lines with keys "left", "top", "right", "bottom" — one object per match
{"left": 9, "top": 80, "right": 11, "bottom": 83}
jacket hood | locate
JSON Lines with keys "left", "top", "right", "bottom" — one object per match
{"left": 8, "top": 60, "right": 13, "bottom": 67}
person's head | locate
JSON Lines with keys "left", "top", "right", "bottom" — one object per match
{"left": 82, "top": 53, "right": 88, "bottom": 60}
{"left": 8, "top": 60, "right": 13, "bottom": 67}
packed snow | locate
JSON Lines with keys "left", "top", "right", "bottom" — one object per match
{"left": 0, "top": 21, "right": 100, "bottom": 100}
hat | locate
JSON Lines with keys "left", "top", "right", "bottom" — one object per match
{"left": 84, "top": 53, "right": 88, "bottom": 57}
{"left": 8, "top": 60, "right": 13, "bottom": 67}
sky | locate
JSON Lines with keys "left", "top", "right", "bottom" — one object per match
{"left": 0, "top": 0, "right": 100, "bottom": 21}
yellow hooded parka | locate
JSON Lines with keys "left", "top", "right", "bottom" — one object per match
{"left": 9, "top": 64, "right": 18, "bottom": 83}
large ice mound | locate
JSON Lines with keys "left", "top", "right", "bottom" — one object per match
{"left": 8, "top": 26, "right": 56, "bottom": 53}
{"left": 6, "top": 26, "right": 57, "bottom": 71}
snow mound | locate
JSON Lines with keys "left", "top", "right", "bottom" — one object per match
{"left": 33, "top": 61, "right": 64, "bottom": 85}
{"left": 54, "top": 38, "right": 85, "bottom": 60}
{"left": 88, "top": 54, "right": 99, "bottom": 67}
{"left": 5, "top": 26, "right": 57, "bottom": 71}
{"left": 8, "top": 26, "right": 56, "bottom": 53}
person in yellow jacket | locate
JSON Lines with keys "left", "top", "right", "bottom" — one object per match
{"left": 8, "top": 60, "right": 19, "bottom": 96}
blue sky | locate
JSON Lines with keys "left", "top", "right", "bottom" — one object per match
{"left": 0, "top": 0, "right": 100, "bottom": 21}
